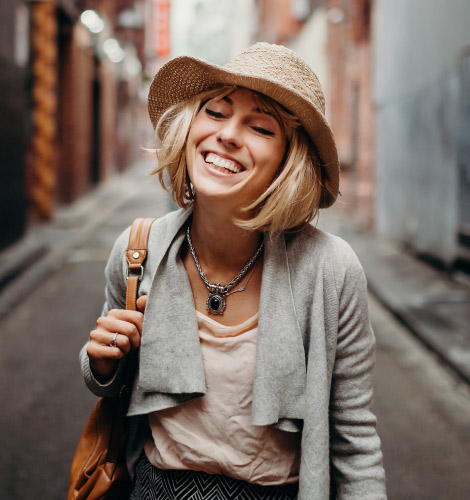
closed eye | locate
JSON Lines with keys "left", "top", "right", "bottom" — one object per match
{"left": 252, "top": 126, "right": 275, "bottom": 136}
{"left": 205, "top": 108, "right": 225, "bottom": 119}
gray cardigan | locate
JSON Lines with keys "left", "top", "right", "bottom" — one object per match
{"left": 81, "top": 208, "right": 386, "bottom": 499}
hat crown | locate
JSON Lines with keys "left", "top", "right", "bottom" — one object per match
{"left": 224, "top": 42, "right": 325, "bottom": 115}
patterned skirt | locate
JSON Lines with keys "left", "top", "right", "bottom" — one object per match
{"left": 130, "top": 454, "right": 299, "bottom": 500}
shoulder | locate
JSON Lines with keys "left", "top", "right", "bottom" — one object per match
{"left": 110, "top": 208, "right": 190, "bottom": 256}
{"left": 286, "top": 224, "right": 362, "bottom": 271}
{"left": 147, "top": 207, "right": 190, "bottom": 245}
{"left": 106, "top": 208, "right": 190, "bottom": 271}
{"left": 151, "top": 207, "right": 190, "bottom": 232}
{"left": 284, "top": 224, "right": 366, "bottom": 298}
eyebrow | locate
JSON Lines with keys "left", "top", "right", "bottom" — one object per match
{"left": 221, "top": 95, "right": 275, "bottom": 118}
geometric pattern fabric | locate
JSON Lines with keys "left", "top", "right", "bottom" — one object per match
{"left": 130, "top": 455, "right": 299, "bottom": 500}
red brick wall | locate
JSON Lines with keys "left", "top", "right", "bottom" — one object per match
{"left": 57, "top": 0, "right": 136, "bottom": 202}
{"left": 327, "top": 0, "right": 375, "bottom": 227}
{"left": 98, "top": 59, "right": 118, "bottom": 181}
{"left": 58, "top": 22, "right": 94, "bottom": 203}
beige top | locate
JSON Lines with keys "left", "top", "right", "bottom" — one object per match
{"left": 144, "top": 311, "right": 301, "bottom": 485}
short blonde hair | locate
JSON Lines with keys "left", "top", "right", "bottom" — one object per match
{"left": 152, "top": 86, "right": 325, "bottom": 233}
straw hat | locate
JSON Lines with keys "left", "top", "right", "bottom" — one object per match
{"left": 148, "top": 42, "right": 339, "bottom": 208}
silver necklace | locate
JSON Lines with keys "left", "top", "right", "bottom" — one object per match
{"left": 186, "top": 225, "right": 264, "bottom": 315}
{"left": 226, "top": 266, "right": 256, "bottom": 296}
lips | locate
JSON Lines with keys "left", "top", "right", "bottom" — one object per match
{"left": 204, "top": 152, "right": 244, "bottom": 174}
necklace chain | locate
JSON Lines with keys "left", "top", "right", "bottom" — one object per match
{"left": 226, "top": 266, "right": 256, "bottom": 296}
{"left": 186, "top": 224, "right": 264, "bottom": 296}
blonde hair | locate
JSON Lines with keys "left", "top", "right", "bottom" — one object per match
{"left": 151, "top": 85, "right": 325, "bottom": 233}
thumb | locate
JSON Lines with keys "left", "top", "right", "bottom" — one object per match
{"left": 136, "top": 294, "right": 148, "bottom": 313}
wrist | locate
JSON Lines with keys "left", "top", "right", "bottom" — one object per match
{"left": 89, "top": 358, "right": 118, "bottom": 384}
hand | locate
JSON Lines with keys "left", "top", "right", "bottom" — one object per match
{"left": 87, "top": 295, "right": 148, "bottom": 381}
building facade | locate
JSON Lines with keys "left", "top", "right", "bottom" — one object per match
{"left": 0, "top": 1, "right": 30, "bottom": 249}
{"left": 290, "top": 0, "right": 469, "bottom": 270}
{"left": 0, "top": 0, "right": 145, "bottom": 250}
{"left": 374, "top": 0, "right": 470, "bottom": 268}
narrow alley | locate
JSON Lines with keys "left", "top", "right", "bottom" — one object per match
{"left": 1, "top": 1, "right": 469, "bottom": 499}
{"left": 0, "top": 161, "right": 469, "bottom": 499}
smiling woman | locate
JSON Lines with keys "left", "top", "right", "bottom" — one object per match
{"left": 153, "top": 85, "right": 321, "bottom": 233}
{"left": 80, "top": 42, "right": 386, "bottom": 500}
{"left": 184, "top": 89, "right": 287, "bottom": 220}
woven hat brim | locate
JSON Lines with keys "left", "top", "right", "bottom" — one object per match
{"left": 148, "top": 56, "right": 339, "bottom": 208}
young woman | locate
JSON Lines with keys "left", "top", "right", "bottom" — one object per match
{"left": 82, "top": 43, "right": 386, "bottom": 499}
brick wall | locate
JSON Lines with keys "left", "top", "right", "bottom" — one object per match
{"left": 327, "top": 0, "right": 375, "bottom": 227}
{"left": 58, "top": 22, "right": 95, "bottom": 202}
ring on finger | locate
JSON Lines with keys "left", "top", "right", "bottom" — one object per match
{"left": 109, "top": 332, "right": 119, "bottom": 348}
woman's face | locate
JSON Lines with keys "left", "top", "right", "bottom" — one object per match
{"left": 185, "top": 88, "right": 287, "bottom": 213}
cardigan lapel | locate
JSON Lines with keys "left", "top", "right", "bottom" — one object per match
{"left": 134, "top": 210, "right": 307, "bottom": 426}
{"left": 137, "top": 208, "right": 206, "bottom": 395}
{"left": 252, "top": 232, "right": 307, "bottom": 425}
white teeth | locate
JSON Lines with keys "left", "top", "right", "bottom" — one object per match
{"left": 205, "top": 153, "right": 241, "bottom": 173}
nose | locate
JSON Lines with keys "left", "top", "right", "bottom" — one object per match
{"left": 216, "top": 118, "right": 242, "bottom": 148}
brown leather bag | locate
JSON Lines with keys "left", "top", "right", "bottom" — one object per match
{"left": 68, "top": 218, "right": 155, "bottom": 500}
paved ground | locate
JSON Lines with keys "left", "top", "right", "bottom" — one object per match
{"left": 370, "top": 295, "right": 470, "bottom": 499}
{"left": 0, "top": 161, "right": 469, "bottom": 499}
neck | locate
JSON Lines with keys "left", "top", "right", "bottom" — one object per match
{"left": 189, "top": 200, "right": 262, "bottom": 275}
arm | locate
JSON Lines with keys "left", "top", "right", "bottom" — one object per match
{"left": 79, "top": 228, "right": 145, "bottom": 398}
{"left": 329, "top": 248, "right": 386, "bottom": 499}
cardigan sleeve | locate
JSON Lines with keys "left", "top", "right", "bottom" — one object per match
{"left": 80, "top": 227, "right": 131, "bottom": 398}
{"left": 329, "top": 244, "right": 387, "bottom": 499}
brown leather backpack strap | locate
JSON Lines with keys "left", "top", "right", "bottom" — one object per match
{"left": 125, "top": 218, "right": 156, "bottom": 310}
{"left": 104, "top": 218, "right": 156, "bottom": 465}
{"left": 69, "top": 218, "right": 157, "bottom": 498}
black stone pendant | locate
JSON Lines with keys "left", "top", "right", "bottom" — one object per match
{"left": 207, "top": 293, "right": 226, "bottom": 315}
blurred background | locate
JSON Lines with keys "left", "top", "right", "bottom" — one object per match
{"left": 0, "top": 1, "right": 469, "bottom": 499}
{"left": 2, "top": 0, "right": 470, "bottom": 268}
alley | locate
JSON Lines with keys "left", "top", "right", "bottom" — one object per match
{"left": 0, "top": 163, "right": 469, "bottom": 500}
{"left": 2, "top": 1, "right": 470, "bottom": 499}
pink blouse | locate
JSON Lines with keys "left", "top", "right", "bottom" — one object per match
{"left": 144, "top": 311, "right": 301, "bottom": 485}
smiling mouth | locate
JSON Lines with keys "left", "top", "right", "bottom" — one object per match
{"left": 204, "top": 153, "right": 243, "bottom": 174}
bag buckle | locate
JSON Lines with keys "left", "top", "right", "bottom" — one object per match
{"left": 126, "top": 265, "right": 144, "bottom": 281}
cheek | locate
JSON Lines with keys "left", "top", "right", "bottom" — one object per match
{"left": 260, "top": 141, "right": 286, "bottom": 177}
{"left": 185, "top": 121, "right": 205, "bottom": 164}
{"left": 188, "top": 112, "right": 215, "bottom": 144}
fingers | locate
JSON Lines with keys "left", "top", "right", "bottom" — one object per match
{"left": 136, "top": 295, "right": 148, "bottom": 313}
{"left": 91, "top": 330, "right": 132, "bottom": 355}
{"left": 86, "top": 297, "right": 148, "bottom": 381}
{"left": 87, "top": 338, "right": 125, "bottom": 361}
{"left": 91, "top": 314, "right": 141, "bottom": 350}
{"left": 88, "top": 309, "right": 143, "bottom": 359}
{"left": 107, "top": 308, "right": 145, "bottom": 336}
